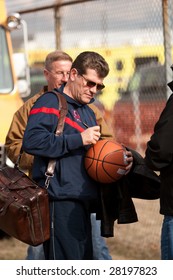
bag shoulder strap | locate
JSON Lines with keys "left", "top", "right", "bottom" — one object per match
{"left": 45, "top": 90, "right": 68, "bottom": 187}
{"left": 51, "top": 90, "right": 68, "bottom": 136}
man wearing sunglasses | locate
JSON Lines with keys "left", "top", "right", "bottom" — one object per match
{"left": 6, "top": 50, "right": 114, "bottom": 260}
{"left": 22, "top": 51, "right": 133, "bottom": 259}
{"left": 79, "top": 73, "right": 105, "bottom": 91}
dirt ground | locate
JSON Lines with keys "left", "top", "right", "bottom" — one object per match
{"left": 0, "top": 199, "right": 162, "bottom": 260}
{"left": 106, "top": 199, "right": 162, "bottom": 260}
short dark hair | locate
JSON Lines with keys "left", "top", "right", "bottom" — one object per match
{"left": 72, "top": 51, "right": 109, "bottom": 78}
{"left": 45, "top": 50, "right": 73, "bottom": 70}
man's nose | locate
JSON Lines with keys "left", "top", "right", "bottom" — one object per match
{"left": 90, "top": 85, "right": 98, "bottom": 94}
{"left": 62, "top": 73, "right": 69, "bottom": 82}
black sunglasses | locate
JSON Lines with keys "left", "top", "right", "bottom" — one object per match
{"left": 80, "top": 74, "right": 105, "bottom": 91}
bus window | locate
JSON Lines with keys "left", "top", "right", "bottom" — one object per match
{"left": 115, "top": 59, "right": 124, "bottom": 71}
{"left": 134, "top": 56, "right": 159, "bottom": 69}
{"left": 0, "top": 26, "right": 13, "bottom": 93}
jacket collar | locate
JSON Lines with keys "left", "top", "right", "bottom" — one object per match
{"left": 167, "top": 80, "right": 173, "bottom": 91}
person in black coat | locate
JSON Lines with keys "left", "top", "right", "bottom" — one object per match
{"left": 145, "top": 80, "right": 173, "bottom": 260}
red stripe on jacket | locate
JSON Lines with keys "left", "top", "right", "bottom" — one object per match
{"left": 30, "top": 107, "right": 85, "bottom": 132}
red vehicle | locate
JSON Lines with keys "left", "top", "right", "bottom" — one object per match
{"left": 112, "top": 63, "right": 168, "bottom": 154}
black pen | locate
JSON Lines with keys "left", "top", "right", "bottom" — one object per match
{"left": 82, "top": 122, "right": 102, "bottom": 139}
{"left": 82, "top": 122, "right": 89, "bottom": 128}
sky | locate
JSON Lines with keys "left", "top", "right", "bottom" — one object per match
{"left": 4, "top": 0, "right": 173, "bottom": 49}
{"left": 5, "top": 0, "right": 164, "bottom": 32}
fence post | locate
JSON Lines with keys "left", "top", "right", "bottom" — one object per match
{"left": 162, "top": 0, "right": 172, "bottom": 99}
{"left": 54, "top": 4, "right": 61, "bottom": 50}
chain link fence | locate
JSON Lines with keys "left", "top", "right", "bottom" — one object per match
{"left": 6, "top": 0, "right": 173, "bottom": 259}
{"left": 7, "top": 0, "right": 173, "bottom": 151}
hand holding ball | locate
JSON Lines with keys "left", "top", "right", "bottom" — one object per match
{"left": 84, "top": 139, "right": 128, "bottom": 183}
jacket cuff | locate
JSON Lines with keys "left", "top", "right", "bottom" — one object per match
{"left": 66, "top": 134, "right": 83, "bottom": 150}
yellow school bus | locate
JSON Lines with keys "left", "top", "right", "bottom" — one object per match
{"left": 0, "top": 0, "right": 24, "bottom": 167}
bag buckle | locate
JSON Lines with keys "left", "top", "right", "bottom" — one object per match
{"left": 44, "top": 172, "right": 54, "bottom": 189}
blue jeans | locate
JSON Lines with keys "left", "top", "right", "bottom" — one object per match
{"left": 26, "top": 213, "right": 112, "bottom": 260}
{"left": 91, "top": 213, "right": 112, "bottom": 260}
{"left": 26, "top": 244, "right": 45, "bottom": 260}
{"left": 161, "top": 215, "right": 173, "bottom": 260}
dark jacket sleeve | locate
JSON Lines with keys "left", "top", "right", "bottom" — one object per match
{"left": 127, "top": 148, "right": 160, "bottom": 200}
{"left": 97, "top": 179, "right": 138, "bottom": 237}
{"left": 145, "top": 93, "right": 173, "bottom": 171}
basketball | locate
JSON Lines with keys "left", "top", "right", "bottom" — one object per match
{"left": 84, "top": 139, "right": 128, "bottom": 184}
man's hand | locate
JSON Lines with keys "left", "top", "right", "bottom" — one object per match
{"left": 81, "top": 126, "right": 101, "bottom": 145}
{"left": 124, "top": 149, "right": 133, "bottom": 175}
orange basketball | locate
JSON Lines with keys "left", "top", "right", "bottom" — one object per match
{"left": 84, "top": 139, "right": 128, "bottom": 184}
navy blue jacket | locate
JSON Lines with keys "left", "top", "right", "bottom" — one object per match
{"left": 23, "top": 88, "right": 98, "bottom": 200}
